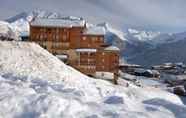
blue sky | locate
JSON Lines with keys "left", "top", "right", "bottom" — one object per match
{"left": 0, "top": 0, "right": 186, "bottom": 33}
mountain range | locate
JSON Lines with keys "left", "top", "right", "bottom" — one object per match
{"left": 4, "top": 10, "right": 186, "bottom": 67}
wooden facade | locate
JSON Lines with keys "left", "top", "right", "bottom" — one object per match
{"left": 71, "top": 50, "right": 97, "bottom": 75}
{"left": 30, "top": 26, "right": 82, "bottom": 54}
{"left": 80, "top": 35, "right": 104, "bottom": 49}
{"left": 96, "top": 50, "right": 119, "bottom": 74}
{"left": 29, "top": 18, "right": 120, "bottom": 83}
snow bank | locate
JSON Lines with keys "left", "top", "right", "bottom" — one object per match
{"left": 0, "top": 41, "right": 185, "bottom": 118}
{"left": 0, "top": 21, "right": 19, "bottom": 40}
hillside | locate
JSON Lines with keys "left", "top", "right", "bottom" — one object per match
{"left": 0, "top": 21, "right": 19, "bottom": 40}
{"left": 0, "top": 41, "right": 186, "bottom": 118}
{"left": 127, "top": 39, "right": 186, "bottom": 66}
{"left": 123, "top": 30, "right": 186, "bottom": 66}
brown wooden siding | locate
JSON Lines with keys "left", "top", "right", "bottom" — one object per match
{"left": 30, "top": 24, "right": 119, "bottom": 77}
{"left": 30, "top": 26, "right": 72, "bottom": 54}
{"left": 70, "top": 52, "right": 96, "bottom": 75}
{"left": 69, "top": 27, "right": 85, "bottom": 48}
{"left": 30, "top": 26, "right": 104, "bottom": 52}
{"left": 80, "top": 35, "right": 104, "bottom": 48}
{"left": 96, "top": 50, "right": 119, "bottom": 73}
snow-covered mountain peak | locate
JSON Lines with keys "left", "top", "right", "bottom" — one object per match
{"left": 98, "top": 22, "right": 127, "bottom": 41}
{"left": 128, "top": 28, "right": 140, "bottom": 34}
{"left": 127, "top": 28, "right": 161, "bottom": 42}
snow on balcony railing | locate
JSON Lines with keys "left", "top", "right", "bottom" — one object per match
{"left": 76, "top": 48, "right": 97, "bottom": 52}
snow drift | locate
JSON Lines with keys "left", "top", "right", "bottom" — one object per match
{"left": 0, "top": 21, "right": 19, "bottom": 40}
{"left": 0, "top": 41, "right": 186, "bottom": 118}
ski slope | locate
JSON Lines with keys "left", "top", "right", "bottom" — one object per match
{"left": 0, "top": 41, "right": 185, "bottom": 118}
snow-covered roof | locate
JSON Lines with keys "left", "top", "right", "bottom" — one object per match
{"left": 104, "top": 46, "right": 120, "bottom": 51}
{"left": 76, "top": 48, "right": 97, "bottom": 52}
{"left": 56, "top": 55, "right": 68, "bottom": 59}
{"left": 84, "top": 26, "right": 105, "bottom": 35}
{"left": 30, "top": 18, "right": 86, "bottom": 28}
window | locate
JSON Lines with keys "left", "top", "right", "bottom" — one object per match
{"left": 48, "top": 29, "right": 52, "bottom": 33}
{"left": 36, "top": 35, "right": 39, "bottom": 40}
{"left": 63, "top": 35, "right": 67, "bottom": 41}
{"left": 92, "top": 37, "right": 97, "bottom": 41}
{"left": 62, "top": 43, "right": 69, "bottom": 48}
{"left": 99, "top": 37, "right": 103, "bottom": 40}
{"left": 96, "top": 37, "right": 103, "bottom": 43}
{"left": 56, "top": 28, "right": 59, "bottom": 33}
{"left": 56, "top": 35, "right": 59, "bottom": 41}
{"left": 40, "top": 34, "right": 43, "bottom": 40}
{"left": 52, "top": 43, "right": 61, "bottom": 49}
{"left": 43, "top": 34, "right": 46, "bottom": 38}
{"left": 102, "top": 59, "right": 105, "bottom": 62}
{"left": 43, "top": 28, "right": 46, "bottom": 32}
{"left": 90, "top": 53, "right": 95, "bottom": 56}
{"left": 83, "top": 37, "right": 86, "bottom": 40}
{"left": 53, "top": 35, "right": 56, "bottom": 41}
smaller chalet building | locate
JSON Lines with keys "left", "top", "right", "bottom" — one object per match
{"left": 29, "top": 18, "right": 120, "bottom": 83}
{"left": 96, "top": 46, "right": 120, "bottom": 74}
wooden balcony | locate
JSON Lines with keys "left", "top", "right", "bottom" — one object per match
{"left": 74, "top": 65, "right": 96, "bottom": 75}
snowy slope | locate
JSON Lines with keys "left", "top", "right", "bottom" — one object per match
{"left": 0, "top": 41, "right": 186, "bottom": 118}
{"left": 0, "top": 21, "right": 19, "bottom": 40}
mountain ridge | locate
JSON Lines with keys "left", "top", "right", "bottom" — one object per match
{"left": 5, "top": 10, "right": 186, "bottom": 66}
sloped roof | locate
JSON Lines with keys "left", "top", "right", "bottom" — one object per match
{"left": 76, "top": 48, "right": 97, "bottom": 52}
{"left": 104, "top": 46, "right": 120, "bottom": 51}
{"left": 30, "top": 18, "right": 86, "bottom": 28}
{"left": 84, "top": 26, "right": 105, "bottom": 35}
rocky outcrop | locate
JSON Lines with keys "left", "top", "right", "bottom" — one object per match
{"left": 173, "top": 86, "right": 186, "bottom": 96}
